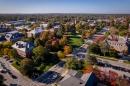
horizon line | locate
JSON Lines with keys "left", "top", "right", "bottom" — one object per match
{"left": 0, "top": 12, "right": 130, "bottom": 15}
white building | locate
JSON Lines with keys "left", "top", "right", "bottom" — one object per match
{"left": 107, "top": 36, "right": 128, "bottom": 52}
{"left": 40, "top": 22, "right": 48, "bottom": 28}
{"left": 12, "top": 41, "right": 34, "bottom": 57}
{"left": 15, "top": 25, "right": 30, "bottom": 30}
{"left": 5, "top": 31, "right": 24, "bottom": 41}
{"left": 27, "top": 27, "right": 43, "bottom": 37}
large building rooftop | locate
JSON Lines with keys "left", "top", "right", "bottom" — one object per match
{"left": 59, "top": 76, "right": 85, "bottom": 86}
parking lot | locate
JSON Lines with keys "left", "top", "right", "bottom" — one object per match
{"left": 35, "top": 61, "right": 66, "bottom": 85}
{"left": 0, "top": 57, "right": 41, "bottom": 86}
{"left": 73, "top": 44, "right": 88, "bottom": 59}
{"left": 36, "top": 71, "right": 62, "bottom": 84}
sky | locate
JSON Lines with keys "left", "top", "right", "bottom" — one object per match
{"left": 0, "top": 0, "right": 130, "bottom": 14}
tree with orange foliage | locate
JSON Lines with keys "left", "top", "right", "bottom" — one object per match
{"left": 31, "top": 23, "right": 39, "bottom": 30}
{"left": 40, "top": 31, "right": 49, "bottom": 41}
{"left": 63, "top": 45, "right": 72, "bottom": 55}
{"left": 59, "top": 36, "right": 67, "bottom": 46}
{"left": 83, "top": 65, "right": 93, "bottom": 74}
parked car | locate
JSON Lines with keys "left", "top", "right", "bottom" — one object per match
{"left": 6, "top": 58, "right": 10, "bottom": 61}
{"left": 3, "top": 55, "right": 8, "bottom": 59}
{"left": 0, "top": 69, "right": 6, "bottom": 73}
{"left": 9, "top": 60, "right": 13, "bottom": 63}
{"left": 11, "top": 74, "right": 17, "bottom": 79}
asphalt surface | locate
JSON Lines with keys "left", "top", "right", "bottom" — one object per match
{"left": 0, "top": 57, "right": 43, "bottom": 86}
{"left": 97, "top": 58, "right": 130, "bottom": 70}
{"left": 35, "top": 61, "right": 66, "bottom": 85}
{"left": 97, "top": 58, "right": 130, "bottom": 77}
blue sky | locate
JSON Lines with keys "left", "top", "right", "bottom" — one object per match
{"left": 0, "top": 0, "right": 130, "bottom": 14}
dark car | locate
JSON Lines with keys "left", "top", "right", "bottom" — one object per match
{"left": 0, "top": 69, "right": 7, "bottom": 73}
{"left": 10, "top": 84, "right": 18, "bottom": 86}
{"left": 3, "top": 55, "right": 8, "bottom": 59}
{"left": 9, "top": 60, "right": 13, "bottom": 63}
{"left": 11, "top": 74, "right": 17, "bottom": 79}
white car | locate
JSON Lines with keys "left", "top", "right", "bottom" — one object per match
{"left": 118, "top": 60, "right": 124, "bottom": 63}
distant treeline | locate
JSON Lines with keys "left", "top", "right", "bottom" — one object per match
{"left": 0, "top": 13, "right": 130, "bottom": 22}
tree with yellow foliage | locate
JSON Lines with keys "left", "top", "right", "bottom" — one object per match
{"left": 57, "top": 51, "right": 65, "bottom": 59}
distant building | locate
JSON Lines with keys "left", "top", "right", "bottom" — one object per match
{"left": 40, "top": 22, "right": 48, "bottom": 28}
{"left": 12, "top": 41, "right": 34, "bottom": 57}
{"left": 27, "top": 27, "right": 43, "bottom": 37}
{"left": 107, "top": 36, "right": 128, "bottom": 53}
{"left": 5, "top": 31, "right": 24, "bottom": 42}
{"left": 8, "top": 20, "right": 26, "bottom": 26}
{"left": 15, "top": 25, "right": 31, "bottom": 31}
{"left": 85, "top": 27, "right": 108, "bottom": 44}
{"left": 0, "top": 35, "right": 6, "bottom": 41}
{"left": 53, "top": 25, "right": 61, "bottom": 29}
{"left": 0, "top": 24, "right": 11, "bottom": 33}
{"left": 93, "top": 35, "right": 106, "bottom": 44}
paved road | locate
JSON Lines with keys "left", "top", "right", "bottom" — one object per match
{"left": 72, "top": 27, "right": 109, "bottom": 60}
{"left": 97, "top": 57, "right": 130, "bottom": 70}
{"left": 0, "top": 57, "right": 44, "bottom": 86}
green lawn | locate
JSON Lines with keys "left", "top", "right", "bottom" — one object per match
{"left": 36, "top": 63, "right": 53, "bottom": 72}
{"left": 68, "top": 35, "right": 84, "bottom": 48}
{"left": 12, "top": 61, "right": 21, "bottom": 70}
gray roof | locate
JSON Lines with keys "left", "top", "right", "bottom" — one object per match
{"left": 59, "top": 76, "right": 85, "bottom": 86}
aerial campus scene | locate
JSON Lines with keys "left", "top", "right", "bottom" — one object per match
{"left": 0, "top": 0, "right": 130, "bottom": 86}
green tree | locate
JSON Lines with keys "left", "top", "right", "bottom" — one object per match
{"left": 0, "top": 74, "right": 6, "bottom": 86}
{"left": 3, "top": 41, "right": 13, "bottom": 48}
{"left": 64, "top": 24, "right": 70, "bottom": 32}
{"left": 33, "top": 45, "right": 48, "bottom": 64}
{"left": 34, "top": 38, "right": 41, "bottom": 47}
{"left": 56, "top": 28, "right": 63, "bottom": 38}
{"left": 8, "top": 49, "right": 18, "bottom": 59}
{"left": 0, "top": 43, "right": 4, "bottom": 56}
{"left": 105, "top": 32, "right": 110, "bottom": 37}
{"left": 66, "top": 58, "right": 87, "bottom": 70}
{"left": 47, "top": 22, "right": 53, "bottom": 28}
{"left": 88, "top": 44, "right": 101, "bottom": 55}
{"left": 33, "top": 45, "right": 46, "bottom": 56}
{"left": 119, "top": 30, "right": 127, "bottom": 36}
{"left": 109, "top": 50, "right": 118, "bottom": 57}
{"left": 22, "top": 37, "right": 34, "bottom": 43}
{"left": 3, "top": 48, "right": 10, "bottom": 56}
{"left": 75, "top": 23, "right": 82, "bottom": 32}
{"left": 87, "top": 56, "right": 97, "bottom": 65}
{"left": 20, "top": 58, "right": 34, "bottom": 76}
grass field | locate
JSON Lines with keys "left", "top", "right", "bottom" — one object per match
{"left": 68, "top": 35, "right": 84, "bottom": 48}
